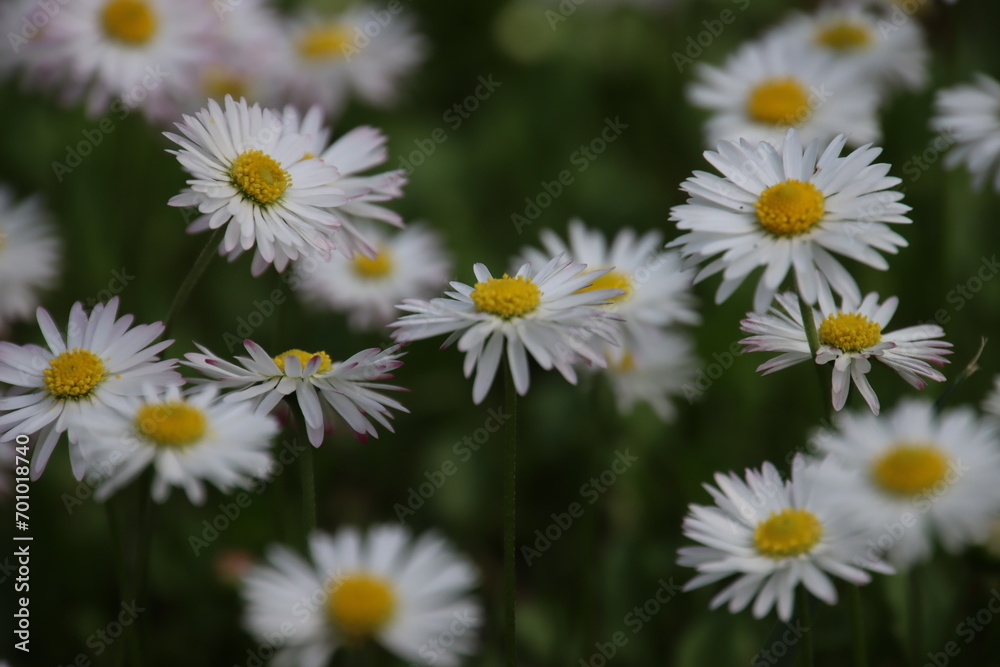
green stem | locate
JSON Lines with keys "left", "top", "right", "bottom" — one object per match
{"left": 162, "top": 227, "right": 223, "bottom": 337}
{"left": 301, "top": 443, "right": 317, "bottom": 542}
{"left": 798, "top": 587, "right": 814, "bottom": 667}
{"left": 795, "top": 288, "right": 832, "bottom": 419}
{"left": 851, "top": 584, "right": 868, "bottom": 667}
{"left": 933, "top": 337, "right": 986, "bottom": 414}
{"left": 504, "top": 361, "right": 518, "bottom": 667}
{"left": 105, "top": 501, "right": 138, "bottom": 667}
{"left": 908, "top": 568, "right": 923, "bottom": 667}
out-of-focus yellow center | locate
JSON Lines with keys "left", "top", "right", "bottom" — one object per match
{"left": 872, "top": 443, "right": 950, "bottom": 496}
{"left": 353, "top": 249, "right": 393, "bottom": 278}
{"left": 326, "top": 573, "right": 396, "bottom": 641}
{"left": 816, "top": 21, "right": 872, "bottom": 51}
{"left": 754, "top": 508, "right": 823, "bottom": 558}
{"left": 299, "top": 25, "right": 353, "bottom": 60}
{"left": 471, "top": 274, "right": 541, "bottom": 319}
{"left": 747, "top": 78, "right": 810, "bottom": 127}
{"left": 101, "top": 0, "right": 158, "bottom": 45}
{"left": 230, "top": 150, "right": 290, "bottom": 206}
{"left": 755, "top": 180, "right": 825, "bottom": 236}
{"left": 135, "top": 402, "right": 207, "bottom": 448}
{"left": 43, "top": 349, "right": 105, "bottom": 399}
{"left": 577, "top": 270, "right": 632, "bottom": 302}
{"left": 818, "top": 312, "right": 882, "bottom": 353}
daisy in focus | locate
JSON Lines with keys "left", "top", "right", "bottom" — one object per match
{"left": 740, "top": 289, "right": 950, "bottom": 414}
{"left": 603, "top": 331, "right": 697, "bottom": 421}
{"left": 278, "top": 4, "right": 425, "bottom": 116}
{"left": 293, "top": 223, "right": 451, "bottom": 332}
{"left": 183, "top": 340, "right": 407, "bottom": 446}
{"left": 687, "top": 34, "right": 880, "bottom": 148}
{"left": 767, "top": 6, "right": 927, "bottom": 99}
{"left": 519, "top": 218, "right": 699, "bottom": 347}
{"left": 669, "top": 128, "right": 911, "bottom": 312}
{"left": 813, "top": 400, "right": 1000, "bottom": 567}
{"left": 931, "top": 74, "right": 1000, "bottom": 192}
{"left": 390, "top": 255, "right": 624, "bottom": 404}
{"left": 0, "top": 187, "right": 61, "bottom": 334}
{"left": 166, "top": 96, "right": 350, "bottom": 273}
{"left": 241, "top": 524, "right": 481, "bottom": 667}
{"left": 0, "top": 297, "right": 180, "bottom": 479}
{"left": 34, "top": 0, "right": 214, "bottom": 121}
{"left": 221, "top": 106, "right": 408, "bottom": 274}
{"left": 678, "top": 456, "right": 893, "bottom": 622}
{"left": 73, "top": 384, "right": 277, "bottom": 504}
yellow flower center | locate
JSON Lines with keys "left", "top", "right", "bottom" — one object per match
{"left": 353, "top": 249, "right": 393, "bottom": 278}
{"left": 577, "top": 270, "right": 632, "bottom": 302}
{"left": 272, "top": 349, "right": 333, "bottom": 374}
{"left": 471, "top": 274, "right": 541, "bottom": 319}
{"left": 612, "top": 350, "right": 636, "bottom": 372}
{"left": 747, "top": 78, "right": 811, "bottom": 127}
{"left": 818, "top": 312, "right": 882, "bottom": 353}
{"left": 230, "top": 150, "right": 290, "bottom": 206}
{"left": 872, "top": 443, "right": 950, "bottom": 496}
{"left": 815, "top": 21, "right": 872, "bottom": 51}
{"left": 43, "top": 348, "right": 106, "bottom": 399}
{"left": 754, "top": 508, "right": 823, "bottom": 559}
{"left": 755, "top": 180, "right": 826, "bottom": 236}
{"left": 100, "top": 0, "right": 157, "bottom": 45}
{"left": 326, "top": 573, "right": 396, "bottom": 641}
{"left": 299, "top": 25, "right": 353, "bottom": 60}
{"left": 202, "top": 66, "right": 248, "bottom": 102}
{"left": 135, "top": 402, "right": 207, "bottom": 448}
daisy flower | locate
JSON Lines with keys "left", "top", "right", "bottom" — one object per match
{"left": 166, "top": 96, "right": 349, "bottom": 272}
{"left": 669, "top": 128, "right": 911, "bottom": 312}
{"left": 768, "top": 6, "right": 927, "bottom": 98}
{"left": 678, "top": 456, "right": 893, "bottom": 622}
{"left": 390, "top": 255, "right": 624, "bottom": 405}
{"left": 740, "top": 289, "right": 950, "bottom": 414}
{"left": 277, "top": 4, "right": 426, "bottom": 116}
{"left": 519, "top": 218, "right": 699, "bottom": 347}
{"left": 931, "top": 74, "right": 1000, "bottom": 192}
{"left": 687, "top": 34, "right": 881, "bottom": 148}
{"left": 34, "top": 0, "right": 215, "bottom": 121}
{"left": 241, "top": 524, "right": 481, "bottom": 667}
{"left": 73, "top": 384, "right": 277, "bottom": 503}
{"left": 813, "top": 399, "right": 1000, "bottom": 567}
{"left": 220, "top": 106, "right": 408, "bottom": 275}
{"left": 0, "top": 187, "right": 61, "bottom": 334}
{"left": 602, "top": 331, "right": 696, "bottom": 422}
{"left": 981, "top": 375, "right": 1000, "bottom": 418}
{"left": 182, "top": 340, "right": 407, "bottom": 446}
{"left": 0, "top": 297, "right": 180, "bottom": 480}
{"left": 293, "top": 223, "right": 451, "bottom": 332}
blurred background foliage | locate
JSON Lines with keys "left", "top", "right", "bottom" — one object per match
{"left": 3, "top": 0, "right": 1000, "bottom": 665}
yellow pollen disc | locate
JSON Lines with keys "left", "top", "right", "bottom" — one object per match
{"left": 754, "top": 508, "right": 823, "bottom": 559}
{"left": 135, "top": 402, "right": 207, "bottom": 448}
{"left": 747, "top": 78, "right": 811, "bottom": 127}
{"left": 755, "top": 180, "right": 825, "bottom": 236}
{"left": 230, "top": 150, "right": 290, "bottom": 206}
{"left": 577, "top": 270, "right": 632, "bottom": 302}
{"left": 326, "top": 574, "right": 396, "bottom": 641}
{"left": 299, "top": 25, "right": 353, "bottom": 60}
{"left": 100, "top": 0, "right": 158, "bottom": 45}
{"left": 815, "top": 21, "right": 872, "bottom": 51}
{"left": 471, "top": 274, "right": 541, "bottom": 319}
{"left": 353, "top": 249, "right": 393, "bottom": 278}
{"left": 273, "top": 349, "right": 333, "bottom": 374}
{"left": 818, "top": 311, "right": 882, "bottom": 353}
{"left": 872, "top": 443, "right": 950, "bottom": 496}
{"left": 43, "top": 348, "right": 106, "bottom": 399}
{"left": 612, "top": 350, "right": 636, "bottom": 372}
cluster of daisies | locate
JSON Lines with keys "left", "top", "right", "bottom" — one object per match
{"left": 0, "top": 0, "right": 424, "bottom": 122}
{"left": 672, "top": 0, "right": 1000, "bottom": 625}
